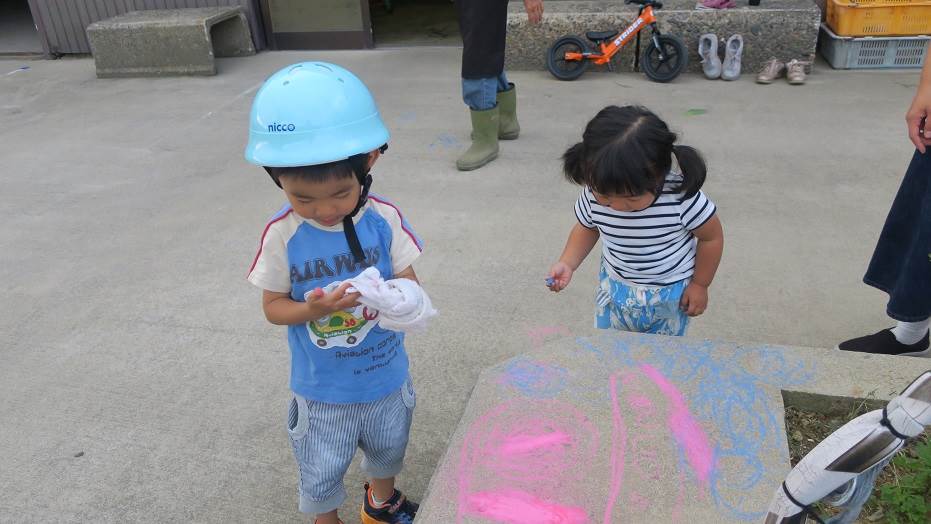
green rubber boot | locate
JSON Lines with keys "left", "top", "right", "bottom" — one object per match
{"left": 497, "top": 83, "right": 520, "bottom": 140}
{"left": 457, "top": 106, "right": 499, "bottom": 171}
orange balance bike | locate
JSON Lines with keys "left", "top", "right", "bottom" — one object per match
{"left": 546, "top": 0, "right": 687, "bottom": 82}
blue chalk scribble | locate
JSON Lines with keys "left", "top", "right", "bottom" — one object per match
{"left": 577, "top": 334, "right": 814, "bottom": 520}
{"left": 428, "top": 132, "right": 460, "bottom": 151}
{"left": 500, "top": 357, "right": 569, "bottom": 399}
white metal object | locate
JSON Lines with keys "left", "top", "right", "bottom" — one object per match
{"left": 764, "top": 371, "right": 931, "bottom": 524}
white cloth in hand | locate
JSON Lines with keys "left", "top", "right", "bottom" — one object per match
{"left": 312, "top": 267, "right": 436, "bottom": 332}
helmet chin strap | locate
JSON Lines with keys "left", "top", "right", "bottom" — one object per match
{"left": 343, "top": 153, "right": 374, "bottom": 264}
{"left": 265, "top": 144, "right": 386, "bottom": 264}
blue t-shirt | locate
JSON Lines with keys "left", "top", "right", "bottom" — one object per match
{"left": 248, "top": 196, "right": 423, "bottom": 403}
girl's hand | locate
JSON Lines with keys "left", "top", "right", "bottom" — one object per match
{"left": 306, "top": 282, "right": 361, "bottom": 318}
{"left": 547, "top": 262, "right": 573, "bottom": 292}
{"left": 680, "top": 283, "right": 708, "bottom": 317}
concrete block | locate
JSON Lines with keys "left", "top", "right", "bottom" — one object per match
{"left": 86, "top": 7, "right": 256, "bottom": 78}
{"left": 506, "top": 0, "right": 821, "bottom": 75}
{"left": 419, "top": 331, "right": 927, "bottom": 523}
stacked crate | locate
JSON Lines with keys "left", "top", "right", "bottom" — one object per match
{"left": 820, "top": 0, "right": 931, "bottom": 68}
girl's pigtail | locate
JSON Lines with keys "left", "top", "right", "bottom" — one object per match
{"left": 562, "top": 142, "right": 587, "bottom": 186}
{"left": 673, "top": 145, "right": 707, "bottom": 199}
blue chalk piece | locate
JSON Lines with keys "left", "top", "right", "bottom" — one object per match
{"left": 545, "top": 277, "right": 555, "bottom": 287}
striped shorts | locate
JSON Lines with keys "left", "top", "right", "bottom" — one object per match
{"left": 287, "top": 377, "right": 416, "bottom": 515}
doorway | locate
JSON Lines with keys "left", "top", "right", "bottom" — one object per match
{"left": 370, "top": 0, "right": 460, "bottom": 47}
{"left": 0, "top": 0, "right": 43, "bottom": 55}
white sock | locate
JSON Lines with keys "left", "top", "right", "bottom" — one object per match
{"left": 891, "top": 317, "right": 931, "bottom": 345}
{"left": 370, "top": 489, "right": 388, "bottom": 507}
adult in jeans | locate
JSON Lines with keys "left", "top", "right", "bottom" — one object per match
{"left": 838, "top": 50, "right": 931, "bottom": 357}
{"left": 455, "top": 0, "right": 543, "bottom": 171}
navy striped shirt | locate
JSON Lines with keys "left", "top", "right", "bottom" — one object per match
{"left": 575, "top": 173, "right": 717, "bottom": 285}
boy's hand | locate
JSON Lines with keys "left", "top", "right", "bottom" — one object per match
{"left": 547, "top": 262, "right": 573, "bottom": 292}
{"left": 306, "top": 282, "right": 361, "bottom": 318}
{"left": 680, "top": 283, "right": 708, "bottom": 317}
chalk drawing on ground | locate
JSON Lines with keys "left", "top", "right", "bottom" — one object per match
{"left": 457, "top": 399, "right": 600, "bottom": 524}
{"left": 461, "top": 333, "right": 815, "bottom": 522}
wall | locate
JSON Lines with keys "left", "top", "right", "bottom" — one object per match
{"left": 27, "top": 0, "right": 266, "bottom": 55}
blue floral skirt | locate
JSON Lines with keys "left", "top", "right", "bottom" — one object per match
{"left": 595, "top": 266, "right": 690, "bottom": 336}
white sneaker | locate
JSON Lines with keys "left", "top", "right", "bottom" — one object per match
{"left": 721, "top": 34, "right": 743, "bottom": 81}
{"left": 698, "top": 34, "right": 722, "bottom": 79}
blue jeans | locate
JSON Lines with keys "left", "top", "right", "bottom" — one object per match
{"left": 462, "top": 71, "right": 510, "bottom": 111}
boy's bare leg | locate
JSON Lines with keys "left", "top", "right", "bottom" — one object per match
{"left": 315, "top": 510, "right": 340, "bottom": 524}
{"left": 369, "top": 477, "right": 396, "bottom": 504}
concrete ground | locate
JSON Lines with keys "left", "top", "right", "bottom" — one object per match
{"left": 0, "top": 48, "right": 923, "bottom": 523}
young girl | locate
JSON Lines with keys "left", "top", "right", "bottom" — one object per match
{"left": 547, "top": 105, "right": 724, "bottom": 336}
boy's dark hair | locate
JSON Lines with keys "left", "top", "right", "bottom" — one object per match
{"left": 265, "top": 159, "right": 357, "bottom": 187}
{"left": 265, "top": 146, "right": 387, "bottom": 188}
{"left": 562, "top": 105, "right": 706, "bottom": 199}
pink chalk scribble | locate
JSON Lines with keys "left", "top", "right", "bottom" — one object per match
{"left": 603, "top": 374, "right": 628, "bottom": 524}
{"left": 457, "top": 400, "right": 598, "bottom": 524}
{"left": 466, "top": 490, "right": 588, "bottom": 524}
{"left": 626, "top": 393, "right": 653, "bottom": 411}
{"left": 627, "top": 491, "right": 650, "bottom": 512}
{"left": 457, "top": 360, "right": 715, "bottom": 523}
{"left": 498, "top": 431, "right": 573, "bottom": 456}
{"left": 639, "top": 364, "right": 715, "bottom": 485}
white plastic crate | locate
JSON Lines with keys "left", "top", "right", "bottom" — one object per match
{"left": 819, "top": 23, "right": 930, "bottom": 68}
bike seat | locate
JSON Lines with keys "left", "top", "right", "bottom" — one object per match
{"left": 586, "top": 30, "right": 619, "bottom": 42}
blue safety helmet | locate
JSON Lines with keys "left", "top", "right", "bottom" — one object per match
{"left": 245, "top": 62, "right": 388, "bottom": 265}
{"left": 244, "top": 62, "right": 389, "bottom": 168}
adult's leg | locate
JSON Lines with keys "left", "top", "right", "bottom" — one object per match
{"left": 838, "top": 151, "right": 931, "bottom": 356}
{"left": 457, "top": 76, "right": 500, "bottom": 170}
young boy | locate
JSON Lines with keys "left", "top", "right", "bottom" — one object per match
{"left": 245, "top": 62, "right": 423, "bottom": 524}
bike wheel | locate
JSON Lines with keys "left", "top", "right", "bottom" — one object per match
{"left": 546, "top": 35, "right": 589, "bottom": 81}
{"left": 641, "top": 34, "right": 688, "bottom": 83}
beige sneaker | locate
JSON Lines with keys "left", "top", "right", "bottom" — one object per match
{"left": 786, "top": 59, "right": 810, "bottom": 85}
{"left": 756, "top": 58, "right": 785, "bottom": 84}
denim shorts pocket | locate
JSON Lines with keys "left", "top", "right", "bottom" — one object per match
{"left": 400, "top": 377, "right": 416, "bottom": 411}
{"left": 287, "top": 395, "right": 310, "bottom": 441}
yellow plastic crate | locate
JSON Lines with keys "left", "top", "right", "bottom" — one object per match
{"left": 827, "top": 0, "right": 931, "bottom": 36}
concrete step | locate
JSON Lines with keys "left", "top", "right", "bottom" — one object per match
{"left": 418, "top": 330, "right": 925, "bottom": 523}
{"left": 86, "top": 7, "right": 255, "bottom": 78}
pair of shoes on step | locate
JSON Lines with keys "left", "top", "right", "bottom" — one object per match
{"left": 698, "top": 34, "right": 742, "bottom": 80}
{"left": 695, "top": 0, "right": 736, "bottom": 9}
{"left": 757, "top": 58, "right": 810, "bottom": 85}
